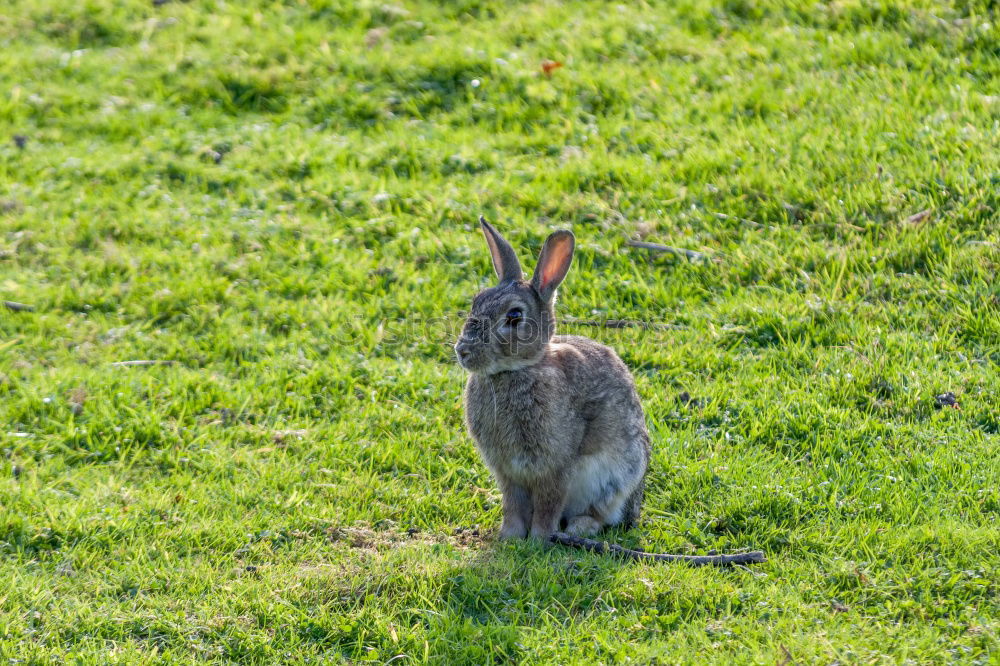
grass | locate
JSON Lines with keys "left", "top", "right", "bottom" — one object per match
{"left": 1, "top": 0, "right": 999, "bottom": 662}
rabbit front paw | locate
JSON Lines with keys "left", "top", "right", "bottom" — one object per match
{"left": 498, "top": 520, "right": 529, "bottom": 540}
{"left": 528, "top": 525, "right": 555, "bottom": 540}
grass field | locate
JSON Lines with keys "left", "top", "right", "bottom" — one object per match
{"left": 2, "top": 0, "right": 1000, "bottom": 662}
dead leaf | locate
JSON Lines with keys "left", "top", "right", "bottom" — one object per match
{"left": 68, "top": 387, "right": 87, "bottom": 415}
{"left": 905, "top": 209, "right": 932, "bottom": 224}
{"left": 541, "top": 60, "right": 563, "bottom": 77}
{"left": 365, "top": 27, "right": 389, "bottom": 48}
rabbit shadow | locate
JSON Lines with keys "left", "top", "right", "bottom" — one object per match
{"left": 424, "top": 529, "right": 642, "bottom": 660}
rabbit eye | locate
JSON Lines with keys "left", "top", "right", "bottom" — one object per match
{"left": 504, "top": 308, "right": 523, "bottom": 326}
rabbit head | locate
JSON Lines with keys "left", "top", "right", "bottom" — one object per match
{"left": 455, "top": 217, "right": 575, "bottom": 374}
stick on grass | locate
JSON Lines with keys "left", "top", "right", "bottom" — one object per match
{"left": 3, "top": 301, "right": 35, "bottom": 312}
{"left": 560, "top": 317, "right": 680, "bottom": 331}
{"left": 625, "top": 240, "right": 706, "bottom": 262}
{"left": 712, "top": 211, "right": 776, "bottom": 231}
{"left": 109, "top": 360, "right": 176, "bottom": 367}
{"left": 550, "top": 532, "right": 766, "bottom": 566}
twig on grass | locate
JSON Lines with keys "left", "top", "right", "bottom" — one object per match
{"left": 109, "top": 360, "right": 176, "bottom": 367}
{"left": 560, "top": 317, "right": 681, "bottom": 331}
{"left": 711, "top": 211, "right": 772, "bottom": 231}
{"left": 550, "top": 532, "right": 766, "bottom": 566}
{"left": 3, "top": 301, "right": 35, "bottom": 312}
{"left": 568, "top": 319, "right": 635, "bottom": 329}
{"left": 625, "top": 240, "right": 707, "bottom": 262}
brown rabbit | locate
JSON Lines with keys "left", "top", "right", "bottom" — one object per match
{"left": 455, "top": 217, "right": 651, "bottom": 540}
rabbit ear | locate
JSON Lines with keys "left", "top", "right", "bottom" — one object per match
{"left": 531, "top": 230, "right": 575, "bottom": 302}
{"left": 480, "top": 216, "right": 523, "bottom": 283}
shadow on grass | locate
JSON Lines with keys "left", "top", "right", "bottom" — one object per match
{"left": 427, "top": 518, "right": 746, "bottom": 661}
{"left": 426, "top": 536, "right": 627, "bottom": 663}
{"left": 280, "top": 525, "right": 766, "bottom": 663}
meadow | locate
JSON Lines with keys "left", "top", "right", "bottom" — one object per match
{"left": 1, "top": 0, "right": 999, "bottom": 662}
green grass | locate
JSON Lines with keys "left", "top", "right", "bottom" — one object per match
{"left": 1, "top": 0, "right": 999, "bottom": 662}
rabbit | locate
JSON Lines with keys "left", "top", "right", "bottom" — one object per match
{"left": 454, "top": 217, "right": 651, "bottom": 540}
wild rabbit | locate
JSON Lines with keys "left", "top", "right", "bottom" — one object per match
{"left": 455, "top": 217, "right": 651, "bottom": 540}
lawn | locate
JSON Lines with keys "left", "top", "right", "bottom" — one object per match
{"left": 1, "top": 0, "right": 999, "bottom": 662}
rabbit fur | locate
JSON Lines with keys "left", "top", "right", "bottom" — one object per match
{"left": 455, "top": 217, "right": 651, "bottom": 540}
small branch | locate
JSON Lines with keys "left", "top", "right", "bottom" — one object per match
{"left": 561, "top": 317, "right": 681, "bottom": 331}
{"left": 3, "top": 301, "right": 35, "bottom": 312}
{"left": 711, "top": 211, "right": 763, "bottom": 230}
{"left": 567, "top": 319, "right": 647, "bottom": 329}
{"left": 109, "top": 360, "right": 176, "bottom": 367}
{"left": 550, "top": 532, "right": 766, "bottom": 567}
{"left": 625, "top": 240, "right": 706, "bottom": 262}
{"left": 711, "top": 211, "right": 780, "bottom": 232}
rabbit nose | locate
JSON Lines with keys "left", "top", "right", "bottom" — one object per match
{"left": 455, "top": 339, "right": 473, "bottom": 360}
